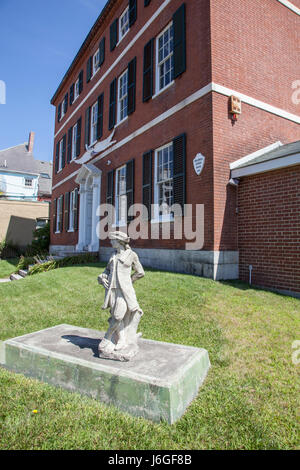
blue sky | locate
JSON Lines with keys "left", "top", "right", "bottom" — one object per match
{"left": 0, "top": 0, "right": 107, "bottom": 162}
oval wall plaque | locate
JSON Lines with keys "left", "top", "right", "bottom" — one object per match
{"left": 193, "top": 153, "right": 205, "bottom": 176}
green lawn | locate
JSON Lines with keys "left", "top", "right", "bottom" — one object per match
{"left": 0, "top": 261, "right": 299, "bottom": 450}
{"left": 0, "top": 258, "right": 19, "bottom": 278}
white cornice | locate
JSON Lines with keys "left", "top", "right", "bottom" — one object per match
{"left": 231, "top": 153, "right": 300, "bottom": 178}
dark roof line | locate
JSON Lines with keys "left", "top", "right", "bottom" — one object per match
{"left": 51, "top": 0, "right": 117, "bottom": 105}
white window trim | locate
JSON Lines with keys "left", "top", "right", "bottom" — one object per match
{"left": 68, "top": 190, "right": 75, "bottom": 232}
{"left": 55, "top": 196, "right": 63, "bottom": 233}
{"left": 58, "top": 139, "right": 64, "bottom": 173}
{"left": 74, "top": 78, "right": 80, "bottom": 103}
{"left": 152, "top": 142, "right": 174, "bottom": 224}
{"left": 71, "top": 123, "right": 78, "bottom": 161}
{"left": 90, "top": 101, "right": 98, "bottom": 146}
{"left": 155, "top": 22, "right": 174, "bottom": 96}
{"left": 117, "top": 69, "right": 128, "bottom": 124}
{"left": 24, "top": 178, "right": 33, "bottom": 187}
{"left": 92, "top": 49, "right": 100, "bottom": 78}
{"left": 118, "top": 6, "right": 130, "bottom": 45}
{"left": 115, "top": 165, "right": 127, "bottom": 227}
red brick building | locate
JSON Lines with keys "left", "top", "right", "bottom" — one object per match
{"left": 50, "top": 0, "right": 300, "bottom": 295}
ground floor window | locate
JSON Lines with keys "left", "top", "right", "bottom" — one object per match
{"left": 115, "top": 165, "right": 127, "bottom": 226}
{"left": 154, "top": 142, "right": 174, "bottom": 220}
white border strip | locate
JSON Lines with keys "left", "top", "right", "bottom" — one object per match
{"left": 54, "top": 0, "right": 172, "bottom": 139}
{"left": 211, "top": 83, "right": 300, "bottom": 124}
{"left": 277, "top": 0, "right": 300, "bottom": 15}
{"left": 231, "top": 153, "right": 300, "bottom": 178}
{"left": 230, "top": 141, "right": 283, "bottom": 170}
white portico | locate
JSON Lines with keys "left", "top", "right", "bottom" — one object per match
{"left": 75, "top": 163, "right": 102, "bottom": 252}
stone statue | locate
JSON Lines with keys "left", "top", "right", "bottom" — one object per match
{"left": 97, "top": 231, "right": 145, "bottom": 361}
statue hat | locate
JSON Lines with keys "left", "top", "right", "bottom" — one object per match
{"left": 109, "top": 231, "right": 130, "bottom": 244}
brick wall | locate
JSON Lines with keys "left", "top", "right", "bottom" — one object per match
{"left": 238, "top": 165, "right": 300, "bottom": 294}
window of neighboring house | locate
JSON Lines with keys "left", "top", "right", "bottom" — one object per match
{"left": 74, "top": 77, "right": 80, "bottom": 102}
{"left": 90, "top": 101, "right": 98, "bottom": 145}
{"left": 119, "top": 7, "right": 129, "bottom": 42}
{"left": 154, "top": 142, "right": 174, "bottom": 220}
{"left": 58, "top": 138, "right": 64, "bottom": 172}
{"left": 72, "top": 122, "right": 78, "bottom": 160}
{"left": 156, "top": 23, "right": 174, "bottom": 94}
{"left": 118, "top": 69, "right": 128, "bottom": 123}
{"left": 115, "top": 165, "right": 127, "bottom": 225}
{"left": 56, "top": 196, "right": 63, "bottom": 233}
{"left": 24, "top": 178, "right": 33, "bottom": 187}
{"left": 93, "top": 49, "right": 100, "bottom": 77}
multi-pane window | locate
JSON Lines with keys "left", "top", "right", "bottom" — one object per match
{"left": 93, "top": 50, "right": 100, "bottom": 76}
{"left": 115, "top": 165, "right": 127, "bottom": 225}
{"left": 25, "top": 178, "right": 33, "bottom": 187}
{"left": 119, "top": 7, "right": 129, "bottom": 41}
{"left": 72, "top": 123, "right": 78, "bottom": 160}
{"left": 156, "top": 23, "right": 174, "bottom": 93}
{"left": 118, "top": 70, "right": 128, "bottom": 123}
{"left": 69, "top": 191, "right": 75, "bottom": 231}
{"left": 56, "top": 196, "right": 63, "bottom": 232}
{"left": 90, "top": 101, "right": 98, "bottom": 145}
{"left": 156, "top": 143, "right": 174, "bottom": 217}
{"left": 74, "top": 78, "right": 80, "bottom": 101}
{"left": 58, "top": 138, "right": 64, "bottom": 171}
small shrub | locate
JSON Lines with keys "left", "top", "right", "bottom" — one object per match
{"left": 16, "top": 256, "right": 36, "bottom": 272}
{"left": 25, "top": 223, "right": 50, "bottom": 257}
{"left": 28, "top": 260, "right": 57, "bottom": 275}
{"left": 27, "top": 253, "right": 99, "bottom": 276}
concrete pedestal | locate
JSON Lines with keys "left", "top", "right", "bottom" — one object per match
{"left": 0, "top": 324, "right": 210, "bottom": 424}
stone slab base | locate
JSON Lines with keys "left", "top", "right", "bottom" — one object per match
{"left": 0, "top": 324, "right": 210, "bottom": 424}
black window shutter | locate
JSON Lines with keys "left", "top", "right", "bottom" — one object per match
{"left": 67, "top": 127, "right": 72, "bottom": 163}
{"left": 127, "top": 57, "right": 136, "bottom": 115}
{"left": 109, "top": 78, "right": 117, "bottom": 130}
{"left": 55, "top": 142, "right": 59, "bottom": 173}
{"left": 126, "top": 159, "right": 135, "bottom": 222}
{"left": 97, "top": 94, "right": 104, "bottom": 140}
{"left": 53, "top": 198, "right": 57, "bottom": 233}
{"left": 70, "top": 84, "right": 74, "bottom": 106}
{"left": 142, "top": 150, "right": 153, "bottom": 220}
{"left": 64, "top": 93, "right": 68, "bottom": 114}
{"left": 76, "top": 117, "right": 82, "bottom": 157}
{"left": 172, "top": 133, "right": 186, "bottom": 212}
{"left": 143, "top": 38, "right": 154, "bottom": 102}
{"left": 61, "top": 134, "right": 66, "bottom": 169}
{"left": 59, "top": 195, "right": 64, "bottom": 232}
{"left": 85, "top": 106, "right": 91, "bottom": 147}
{"left": 57, "top": 104, "right": 62, "bottom": 122}
{"left": 110, "top": 18, "right": 118, "bottom": 51}
{"left": 129, "top": 0, "right": 137, "bottom": 27}
{"left": 78, "top": 70, "right": 83, "bottom": 94}
{"left": 99, "top": 37, "right": 105, "bottom": 66}
{"left": 64, "top": 192, "right": 70, "bottom": 232}
{"left": 173, "top": 3, "right": 186, "bottom": 79}
{"left": 106, "top": 170, "right": 114, "bottom": 205}
{"left": 86, "top": 56, "right": 92, "bottom": 83}
{"left": 144, "top": 0, "right": 151, "bottom": 6}
{"left": 74, "top": 189, "right": 79, "bottom": 231}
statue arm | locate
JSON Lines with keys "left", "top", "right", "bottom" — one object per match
{"left": 131, "top": 255, "right": 145, "bottom": 283}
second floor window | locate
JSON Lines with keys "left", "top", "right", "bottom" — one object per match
{"left": 25, "top": 178, "right": 33, "bottom": 187}
{"left": 74, "top": 78, "right": 80, "bottom": 102}
{"left": 90, "top": 101, "right": 98, "bottom": 145}
{"left": 156, "top": 23, "right": 174, "bottom": 94}
{"left": 58, "top": 138, "right": 64, "bottom": 172}
{"left": 118, "top": 70, "right": 128, "bottom": 123}
{"left": 72, "top": 123, "right": 78, "bottom": 160}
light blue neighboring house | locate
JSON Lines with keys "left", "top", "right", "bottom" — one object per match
{"left": 0, "top": 132, "right": 52, "bottom": 201}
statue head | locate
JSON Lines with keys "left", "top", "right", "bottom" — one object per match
{"left": 109, "top": 231, "right": 130, "bottom": 250}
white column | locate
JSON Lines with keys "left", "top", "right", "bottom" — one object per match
{"left": 89, "top": 175, "right": 101, "bottom": 252}
{"left": 76, "top": 184, "right": 87, "bottom": 251}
